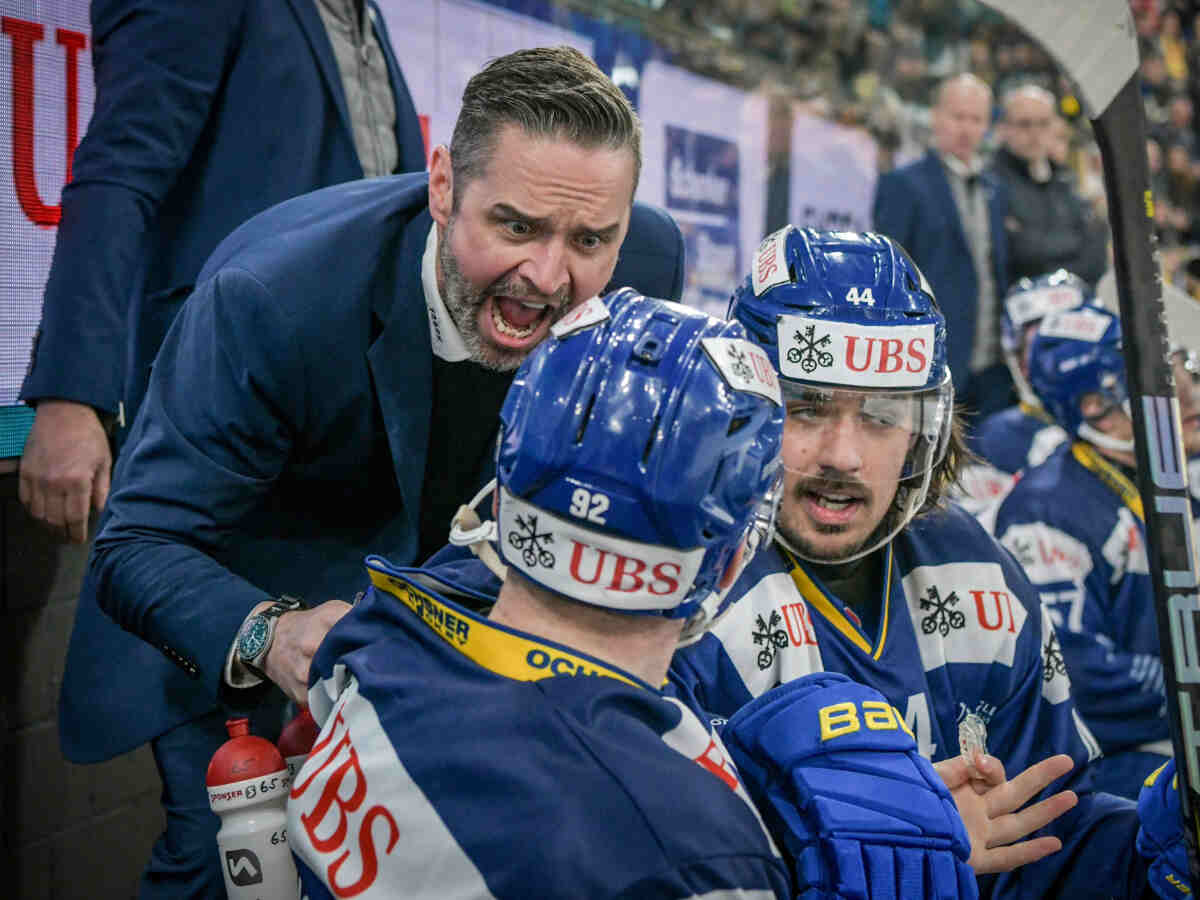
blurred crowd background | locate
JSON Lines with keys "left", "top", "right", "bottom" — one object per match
{"left": 562, "top": 0, "right": 1200, "bottom": 295}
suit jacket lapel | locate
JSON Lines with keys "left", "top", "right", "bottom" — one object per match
{"left": 284, "top": 0, "right": 359, "bottom": 173}
{"left": 368, "top": 210, "right": 435, "bottom": 541}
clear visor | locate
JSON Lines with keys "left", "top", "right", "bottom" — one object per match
{"left": 780, "top": 379, "right": 953, "bottom": 486}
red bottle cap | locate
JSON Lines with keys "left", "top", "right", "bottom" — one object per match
{"left": 277, "top": 708, "right": 320, "bottom": 758}
{"left": 206, "top": 718, "right": 287, "bottom": 787}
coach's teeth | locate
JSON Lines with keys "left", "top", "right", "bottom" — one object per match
{"left": 492, "top": 303, "right": 538, "bottom": 338}
{"left": 518, "top": 300, "right": 551, "bottom": 310}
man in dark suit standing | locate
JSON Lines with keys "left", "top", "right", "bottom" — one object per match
{"left": 18, "top": 0, "right": 427, "bottom": 543}
{"left": 65, "top": 46, "right": 683, "bottom": 898}
{"left": 873, "top": 73, "right": 1012, "bottom": 421}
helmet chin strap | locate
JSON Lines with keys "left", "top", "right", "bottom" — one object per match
{"left": 449, "top": 479, "right": 507, "bottom": 581}
{"left": 1078, "top": 423, "right": 1135, "bottom": 455}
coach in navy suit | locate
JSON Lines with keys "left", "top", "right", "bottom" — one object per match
{"left": 62, "top": 47, "right": 683, "bottom": 898}
{"left": 873, "top": 73, "right": 1011, "bottom": 421}
{"left": 19, "top": 0, "right": 426, "bottom": 542}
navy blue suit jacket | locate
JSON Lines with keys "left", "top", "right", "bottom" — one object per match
{"left": 20, "top": 0, "right": 426, "bottom": 429}
{"left": 872, "top": 150, "right": 1009, "bottom": 393}
{"left": 59, "top": 174, "right": 685, "bottom": 763}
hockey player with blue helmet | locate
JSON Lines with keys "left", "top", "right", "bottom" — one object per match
{"left": 288, "top": 287, "right": 980, "bottom": 900}
{"left": 955, "top": 270, "right": 1087, "bottom": 515}
{"left": 670, "top": 225, "right": 1183, "bottom": 899}
{"left": 989, "top": 305, "right": 1200, "bottom": 803}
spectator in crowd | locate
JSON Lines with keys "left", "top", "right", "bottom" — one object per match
{"left": 873, "top": 72, "right": 1012, "bottom": 421}
{"left": 1162, "top": 91, "right": 1197, "bottom": 156}
{"left": 991, "top": 84, "right": 1108, "bottom": 289}
{"left": 991, "top": 305, "right": 1200, "bottom": 800}
{"left": 1165, "top": 140, "right": 1199, "bottom": 243}
{"left": 65, "top": 46, "right": 684, "bottom": 899}
{"left": 1159, "top": 6, "right": 1189, "bottom": 84}
{"left": 1142, "top": 49, "right": 1175, "bottom": 130}
{"left": 17, "top": 0, "right": 427, "bottom": 544}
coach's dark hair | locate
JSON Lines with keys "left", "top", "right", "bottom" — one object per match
{"left": 450, "top": 46, "right": 642, "bottom": 204}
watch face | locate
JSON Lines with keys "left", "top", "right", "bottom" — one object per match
{"left": 238, "top": 616, "right": 271, "bottom": 662}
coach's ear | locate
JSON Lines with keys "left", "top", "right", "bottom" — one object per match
{"left": 429, "top": 144, "right": 453, "bottom": 227}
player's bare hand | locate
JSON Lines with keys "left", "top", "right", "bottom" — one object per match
{"left": 934, "top": 752, "right": 1077, "bottom": 874}
{"left": 263, "top": 602, "right": 353, "bottom": 704}
{"left": 18, "top": 400, "right": 112, "bottom": 543}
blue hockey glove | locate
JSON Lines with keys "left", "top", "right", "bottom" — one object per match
{"left": 1138, "top": 759, "right": 1192, "bottom": 899}
{"left": 722, "top": 672, "right": 976, "bottom": 900}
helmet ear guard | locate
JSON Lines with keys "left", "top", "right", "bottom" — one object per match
{"left": 488, "top": 288, "right": 784, "bottom": 637}
{"left": 730, "top": 226, "right": 956, "bottom": 564}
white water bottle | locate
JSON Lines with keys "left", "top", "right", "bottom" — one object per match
{"left": 207, "top": 717, "right": 299, "bottom": 899}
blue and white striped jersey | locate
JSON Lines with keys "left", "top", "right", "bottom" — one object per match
{"left": 956, "top": 404, "right": 1067, "bottom": 518}
{"left": 991, "top": 440, "right": 1169, "bottom": 799}
{"left": 670, "top": 503, "right": 1148, "bottom": 899}
{"left": 288, "top": 557, "right": 790, "bottom": 900}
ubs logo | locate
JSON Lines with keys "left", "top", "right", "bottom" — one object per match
{"left": 786, "top": 324, "right": 834, "bottom": 374}
{"left": 507, "top": 514, "right": 555, "bottom": 568}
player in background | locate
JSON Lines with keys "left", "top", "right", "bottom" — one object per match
{"left": 668, "top": 226, "right": 1177, "bottom": 898}
{"left": 990, "top": 305, "right": 1200, "bottom": 800}
{"left": 289, "top": 288, "right": 983, "bottom": 899}
{"left": 954, "top": 270, "right": 1089, "bottom": 517}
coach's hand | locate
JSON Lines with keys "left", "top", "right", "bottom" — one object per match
{"left": 934, "top": 752, "right": 1077, "bottom": 874}
{"left": 19, "top": 400, "right": 112, "bottom": 543}
{"left": 263, "top": 601, "right": 353, "bottom": 704}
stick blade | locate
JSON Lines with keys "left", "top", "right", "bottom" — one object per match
{"left": 979, "top": 0, "right": 1138, "bottom": 117}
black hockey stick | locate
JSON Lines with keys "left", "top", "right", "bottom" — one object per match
{"left": 981, "top": 0, "right": 1200, "bottom": 881}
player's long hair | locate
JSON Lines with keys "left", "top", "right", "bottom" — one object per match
{"left": 914, "top": 407, "right": 976, "bottom": 518}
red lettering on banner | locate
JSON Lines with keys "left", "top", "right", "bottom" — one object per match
{"left": 570, "top": 541, "right": 682, "bottom": 596}
{"left": 756, "top": 246, "right": 778, "bottom": 284}
{"left": 569, "top": 542, "right": 606, "bottom": 585}
{"left": 695, "top": 738, "right": 739, "bottom": 791}
{"left": 845, "top": 335, "right": 873, "bottom": 372}
{"left": 1036, "top": 536, "right": 1087, "bottom": 574}
{"left": 782, "top": 602, "right": 818, "bottom": 646}
{"left": 291, "top": 709, "right": 398, "bottom": 896}
{"left": 971, "top": 589, "right": 1017, "bottom": 633}
{"left": 609, "top": 555, "right": 646, "bottom": 592}
{"left": 2, "top": 17, "right": 87, "bottom": 227}
{"left": 906, "top": 338, "right": 928, "bottom": 373}
{"left": 327, "top": 806, "right": 400, "bottom": 898}
{"left": 876, "top": 338, "right": 904, "bottom": 373}
{"left": 650, "top": 562, "right": 682, "bottom": 596}
{"left": 845, "top": 334, "right": 929, "bottom": 375}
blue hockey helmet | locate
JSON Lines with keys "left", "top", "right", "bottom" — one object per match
{"left": 1028, "top": 305, "right": 1131, "bottom": 453}
{"left": 728, "top": 226, "right": 955, "bottom": 563}
{"left": 495, "top": 288, "right": 785, "bottom": 639}
{"left": 1000, "top": 269, "right": 1092, "bottom": 404}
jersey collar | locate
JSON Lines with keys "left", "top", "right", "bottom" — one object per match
{"left": 777, "top": 543, "right": 895, "bottom": 660}
{"left": 1070, "top": 441, "right": 1144, "bottom": 521}
{"left": 367, "top": 563, "right": 652, "bottom": 691}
